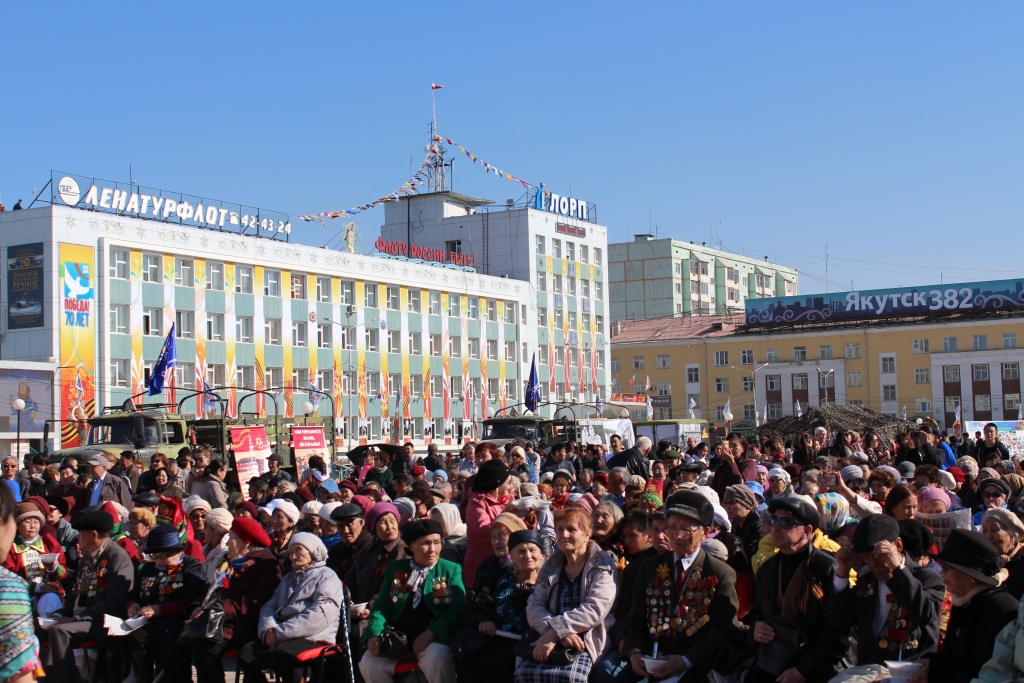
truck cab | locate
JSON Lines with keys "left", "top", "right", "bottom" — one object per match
{"left": 51, "top": 410, "right": 189, "bottom": 467}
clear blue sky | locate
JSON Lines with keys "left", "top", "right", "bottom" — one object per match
{"left": 2, "top": 3, "right": 1021, "bottom": 295}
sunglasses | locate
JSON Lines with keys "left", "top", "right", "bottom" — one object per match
{"left": 983, "top": 490, "right": 1006, "bottom": 499}
{"left": 769, "top": 515, "right": 804, "bottom": 530}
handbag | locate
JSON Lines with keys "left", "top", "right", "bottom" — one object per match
{"left": 177, "top": 601, "right": 225, "bottom": 645}
{"left": 513, "top": 628, "right": 581, "bottom": 667}
{"left": 756, "top": 619, "right": 805, "bottom": 676}
{"left": 378, "top": 625, "right": 413, "bottom": 661}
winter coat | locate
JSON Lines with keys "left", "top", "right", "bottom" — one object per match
{"left": 363, "top": 557, "right": 466, "bottom": 647}
{"left": 219, "top": 550, "right": 281, "bottom": 643}
{"left": 924, "top": 585, "right": 1017, "bottom": 683}
{"left": 195, "top": 477, "right": 228, "bottom": 509}
{"left": 974, "top": 595, "right": 1024, "bottom": 683}
{"left": 344, "top": 536, "right": 407, "bottom": 606}
{"left": 86, "top": 472, "right": 133, "bottom": 509}
{"left": 464, "top": 491, "right": 511, "bottom": 589}
{"left": 526, "top": 539, "right": 617, "bottom": 659}
{"left": 258, "top": 561, "right": 343, "bottom": 645}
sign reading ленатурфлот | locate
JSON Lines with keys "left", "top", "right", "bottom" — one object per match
{"left": 747, "top": 278, "right": 1024, "bottom": 326}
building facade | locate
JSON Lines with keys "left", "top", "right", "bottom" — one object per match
{"left": 1, "top": 194, "right": 530, "bottom": 453}
{"left": 379, "top": 190, "right": 611, "bottom": 408}
{"left": 610, "top": 310, "right": 1024, "bottom": 431}
{"left": 608, "top": 235, "right": 799, "bottom": 321}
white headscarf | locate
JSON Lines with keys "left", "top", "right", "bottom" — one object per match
{"left": 288, "top": 532, "right": 329, "bottom": 564}
{"left": 430, "top": 503, "right": 466, "bottom": 538}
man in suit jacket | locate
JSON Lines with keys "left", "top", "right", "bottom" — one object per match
{"left": 830, "top": 514, "right": 944, "bottom": 664}
{"left": 85, "top": 455, "right": 133, "bottom": 509}
{"left": 748, "top": 498, "right": 850, "bottom": 683}
{"left": 618, "top": 490, "right": 741, "bottom": 683}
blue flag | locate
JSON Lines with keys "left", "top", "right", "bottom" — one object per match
{"left": 148, "top": 324, "right": 177, "bottom": 396}
{"left": 526, "top": 353, "right": 541, "bottom": 413}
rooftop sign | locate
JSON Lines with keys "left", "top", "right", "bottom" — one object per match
{"left": 746, "top": 279, "right": 1024, "bottom": 326}
{"left": 43, "top": 171, "right": 292, "bottom": 241}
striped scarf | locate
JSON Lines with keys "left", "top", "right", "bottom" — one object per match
{"left": 0, "top": 567, "right": 40, "bottom": 680}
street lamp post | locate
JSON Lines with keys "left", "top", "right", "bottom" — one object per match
{"left": 12, "top": 399, "right": 25, "bottom": 466}
{"left": 817, "top": 369, "right": 835, "bottom": 407}
{"left": 302, "top": 401, "right": 314, "bottom": 426}
{"left": 730, "top": 363, "right": 769, "bottom": 425}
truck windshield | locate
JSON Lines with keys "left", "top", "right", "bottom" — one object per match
{"left": 483, "top": 421, "right": 539, "bottom": 440}
{"left": 88, "top": 420, "right": 160, "bottom": 446}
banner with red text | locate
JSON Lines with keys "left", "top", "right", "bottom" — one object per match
{"left": 290, "top": 425, "right": 329, "bottom": 482}
{"left": 230, "top": 426, "right": 273, "bottom": 487}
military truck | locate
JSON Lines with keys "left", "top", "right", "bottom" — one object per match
{"left": 480, "top": 406, "right": 635, "bottom": 450}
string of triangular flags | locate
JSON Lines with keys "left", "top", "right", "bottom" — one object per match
{"left": 440, "top": 135, "right": 535, "bottom": 189}
{"left": 295, "top": 142, "right": 439, "bottom": 224}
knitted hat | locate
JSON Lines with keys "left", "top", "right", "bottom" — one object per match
{"left": 301, "top": 501, "right": 324, "bottom": 516}
{"left": 15, "top": 502, "right": 43, "bottom": 525}
{"left": 393, "top": 497, "right": 416, "bottom": 520}
{"left": 767, "top": 468, "right": 791, "bottom": 485}
{"left": 947, "top": 467, "right": 965, "bottom": 484}
{"left": 272, "top": 500, "right": 300, "bottom": 524}
{"left": 350, "top": 495, "right": 375, "bottom": 516}
{"left": 983, "top": 508, "right": 1024, "bottom": 538}
{"left": 840, "top": 465, "right": 863, "bottom": 483}
{"left": 724, "top": 484, "right": 758, "bottom": 510}
{"left": 288, "top": 532, "right": 328, "bottom": 563}
{"left": 184, "top": 495, "right": 212, "bottom": 515}
{"left": 319, "top": 501, "right": 343, "bottom": 523}
{"left": 574, "top": 493, "right": 600, "bottom": 514}
{"left": 234, "top": 500, "right": 259, "bottom": 518}
{"left": 205, "top": 509, "right": 234, "bottom": 535}
{"left": 231, "top": 517, "right": 271, "bottom": 548}
{"left": 364, "top": 502, "right": 400, "bottom": 535}
{"left": 918, "top": 487, "right": 951, "bottom": 511}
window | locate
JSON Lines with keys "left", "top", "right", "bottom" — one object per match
{"left": 916, "top": 398, "right": 932, "bottom": 414}
{"left": 973, "top": 364, "right": 990, "bottom": 381}
{"left": 237, "top": 365, "right": 255, "bottom": 390}
{"left": 504, "top": 303, "right": 517, "bottom": 324}
{"left": 206, "top": 364, "right": 226, "bottom": 388}
{"left": 768, "top": 404, "right": 783, "bottom": 420}
{"left": 945, "top": 395, "right": 961, "bottom": 412}
{"left": 1005, "top": 333, "right": 1018, "bottom": 350}
{"left": 236, "top": 316, "right": 254, "bottom": 343}
{"left": 429, "top": 334, "right": 441, "bottom": 356}
{"left": 536, "top": 235, "right": 545, "bottom": 255}
{"left": 716, "top": 405, "right": 725, "bottom": 420}
{"left": 175, "top": 311, "right": 194, "bottom": 339}
{"left": 581, "top": 245, "right": 589, "bottom": 264}
{"left": 409, "top": 333, "right": 422, "bottom": 355}
{"left": 487, "top": 340, "right": 498, "bottom": 360}
{"left": 595, "top": 282, "right": 603, "bottom": 301}
{"left": 174, "top": 258, "right": 192, "bottom": 286}
{"left": 386, "top": 286, "right": 399, "bottom": 311}
{"left": 207, "top": 314, "right": 225, "bottom": 341}
{"left": 656, "top": 381, "right": 671, "bottom": 396}
{"left": 566, "top": 277, "right": 576, "bottom": 296}
{"left": 610, "top": 357, "right": 621, "bottom": 372}
{"left": 264, "top": 318, "right": 282, "bottom": 345}
{"left": 445, "top": 240, "right": 462, "bottom": 256}
{"left": 632, "top": 356, "right": 645, "bottom": 370}
{"left": 429, "top": 374, "right": 443, "bottom": 398}
{"left": 742, "top": 377, "right": 754, "bottom": 392}
{"left": 175, "top": 362, "right": 195, "bottom": 389}
{"left": 428, "top": 292, "right": 441, "bottom": 315}
{"left": 538, "top": 308, "right": 547, "bottom": 326}
{"left": 317, "top": 324, "right": 332, "bottom": 348}
{"left": 141, "top": 254, "right": 160, "bottom": 283}
{"left": 727, "top": 287, "right": 740, "bottom": 302}
{"left": 110, "top": 359, "right": 130, "bottom": 387}
{"left": 741, "top": 404, "right": 756, "bottom": 420}
{"left": 819, "top": 345, "right": 833, "bottom": 360}
{"left": 568, "top": 312, "right": 577, "bottom": 329}
{"left": 365, "top": 328, "right": 378, "bottom": 352}
{"left": 976, "top": 394, "right": 992, "bottom": 411}
{"left": 265, "top": 367, "right": 283, "bottom": 392}
{"left": 974, "top": 335, "right": 988, "bottom": 351}
{"left": 794, "top": 374, "right": 809, "bottom": 389}
{"left": 232, "top": 266, "right": 252, "bottom": 294}
{"left": 1006, "top": 393, "right": 1021, "bottom": 411}
{"left": 596, "top": 315, "right": 604, "bottom": 333}
{"left": 142, "top": 307, "right": 162, "bottom": 336}
{"left": 408, "top": 290, "right": 421, "bottom": 313}
{"left": 468, "top": 338, "right": 480, "bottom": 359}
{"left": 765, "top": 348, "right": 780, "bottom": 363}
{"left": 687, "top": 367, "right": 699, "bottom": 383}
{"left": 450, "top": 376, "right": 462, "bottom": 399}
{"left": 915, "top": 368, "right": 931, "bottom": 384}
{"left": 656, "top": 354, "right": 670, "bottom": 369}
{"left": 715, "top": 378, "right": 729, "bottom": 393}
{"left": 881, "top": 356, "right": 896, "bottom": 373}
{"left": 448, "top": 295, "right": 460, "bottom": 317}
{"left": 316, "top": 276, "right": 331, "bottom": 302}
{"left": 943, "top": 337, "right": 958, "bottom": 353}
{"left": 713, "top": 351, "right": 728, "bottom": 366}
{"left": 264, "top": 270, "right": 281, "bottom": 297}
{"left": 314, "top": 369, "right": 332, "bottom": 394}
{"left": 566, "top": 242, "right": 575, "bottom": 262}
{"left": 409, "top": 375, "right": 422, "bottom": 398}
{"left": 363, "top": 284, "right": 378, "bottom": 308}
{"left": 291, "top": 369, "right": 309, "bottom": 392}
{"left": 552, "top": 274, "right": 562, "bottom": 294}
{"left": 793, "top": 346, "right": 806, "bottom": 361}
{"left": 538, "top": 345, "right": 549, "bottom": 365}
{"left": 595, "top": 247, "right": 602, "bottom": 266}
{"left": 109, "top": 249, "right": 128, "bottom": 279}
{"left": 582, "top": 312, "right": 591, "bottom": 329}
{"left": 845, "top": 343, "right": 861, "bottom": 359}
{"left": 1004, "top": 363, "right": 1020, "bottom": 380}
{"left": 740, "top": 349, "right": 754, "bottom": 365}
{"left": 882, "top": 385, "right": 897, "bottom": 401}
{"left": 943, "top": 366, "right": 960, "bottom": 383}
{"left": 449, "top": 336, "right": 461, "bottom": 358}
{"left": 553, "top": 348, "right": 563, "bottom": 367}
{"left": 207, "top": 263, "right": 224, "bottom": 291}
{"left": 552, "top": 239, "right": 561, "bottom": 259}
{"left": 109, "top": 305, "right": 128, "bottom": 334}
{"left": 913, "top": 338, "right": 930, "bottom": 354}
{"left": 388, "top": 374, "right": 402, "bottom": 399}
{"left": 766, "top": 375, "right": 781, "bottom": 391}
{"left": 339, "top": 326, "right": 354, "bottom": 350}
{"left": 505, "top": 341, "right": 517, "bottom": 362}
{"left": 340, "top": 281, "right": 354, "bottom": 305}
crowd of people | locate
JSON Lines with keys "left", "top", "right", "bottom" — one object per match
{"left": 5, "top": 423, "right": 1024, "bottom": 683}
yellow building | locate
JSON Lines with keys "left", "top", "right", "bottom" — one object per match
{"left": 610, "top": 313, "right": 1024, "bottom": 432}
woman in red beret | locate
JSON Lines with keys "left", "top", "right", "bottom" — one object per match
{"left": 191, "top": 517, "right": 282, "bottom": 683}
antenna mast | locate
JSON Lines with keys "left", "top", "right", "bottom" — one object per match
{"left": 716, "top": 215, "right": 721, "bottom": 250}
{"left": 825, "top": 244, "right": 829, "bottom": 293}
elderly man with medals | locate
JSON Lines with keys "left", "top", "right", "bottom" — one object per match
{"left": 622, "top": 490, "right": 741, "bottom": 683}
{"left": 830, "top": 514, "right": 944, "bottom": 664}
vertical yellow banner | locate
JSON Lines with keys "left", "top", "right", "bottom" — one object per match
{"left": 254, "top": 266, "right": 266, "bottom": 417}
{"left": 59, "top": 244, "right": 96, "bottom": 447}
{"left": 225, "top": 264, "right": 237, "bottom": 418}
{"left": 356, "top": 281, "right": 367, "bottom": 445}
{"left": 282, "top": 268, "right": 293, "bottom": 418}
{"left": 129, "top": 251, "right": 144, "bottom": 397}
{"left": 332, "top": 278, "right": 344, "bottom": 444}
{"left": 441, "top": 292, "right": 450, "bottom": 445}
{"left": 400, "top": 286, "right": 411, "bottom": 443}
{"left": 498, "top": 301, "right": 507, "bottom": 414}
{"left": 195, "top": 258, "right": 208, "bottom": 415}
{"left": 379, "top": 284, "right": 390, "bottom": 442}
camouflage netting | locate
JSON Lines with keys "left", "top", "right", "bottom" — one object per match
{"left": 754, "top": 404, "right": 919, "bottom": 442}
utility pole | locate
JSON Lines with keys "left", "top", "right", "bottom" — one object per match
{"left": 825, "top": 244, "right": 829, "bottom": 293}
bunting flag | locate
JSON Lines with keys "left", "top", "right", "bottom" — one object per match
{"left": 645, "top": 376, "right": 652, "bottom": 392}
{"left": 441, "top": 136, "right": 534, "bottom": 189}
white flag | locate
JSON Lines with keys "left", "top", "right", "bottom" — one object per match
{"left": 688, "top": 396, "right": 697, "bottom": 419}
{"left": 796, "top": 400, "right": 802, "bottom": 417}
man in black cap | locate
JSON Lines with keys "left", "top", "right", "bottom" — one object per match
{"left": 616, "top": 490, "right": 741, "bottom": 683}
{"left": 326, "top": 503, "right": 373, "bottom": 578}
{"left": 44, "top": 509, "right": 136, "bottom": 683}
{"left": 831, "top": 514, "right": 944, "bottom": 664}
{"left": 674, "top": 461, "right": 703, "bottom": 485}
{"left": 247, "top": 476, "right": 273, "bottom": 506}
{"left": 132, "top": 491, "right": 160, "bottom": 514}
{"left": 260, "top": 453, "right": 292, "bottom": 484}
{"left": 747, "top": 498, "right": 849, "bottom": 683}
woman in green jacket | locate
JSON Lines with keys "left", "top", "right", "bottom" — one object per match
{"left": 359, "top": 519, "right": 465, "bottom": 683}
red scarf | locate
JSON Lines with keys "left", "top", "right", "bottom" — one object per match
{"left": 551, "top": 493, "right": 571, "bottom": 509}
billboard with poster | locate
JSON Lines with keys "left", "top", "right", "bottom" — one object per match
{"left": 7, "top": 243, "right": 44, "bottom": 329}
{"left": 965, "top": 420, "right": 1024, "bottom": 458}
{"left": 230, "top": 426, "right": 272, "bottom": 487}
{"left": 290, "top": 425, "right": 329, "bottom": 482}
{"left": 0, "top": 368, "right": 52, "bottom": 434}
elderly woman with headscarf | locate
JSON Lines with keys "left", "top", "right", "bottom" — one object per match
{"left": 360, "top": 520, "right": 466, "bottom": 683}
{"left": 909, "top": 530, "right": 1018, "bottom": 683}
{"left": 456, "top": 529, "right": 544, "bottom": 683}
{"left": 428, "top": 502, "right": 467, "bottom": 564}
{"left": 2, "top": 502, "right": 67, "bottom": 615}
{"left": 199, "top": 508, "right": 234, "bottom": 585}
{"left": 473, "top": 512, "right": 529, "bottom": 584}
{"left": 981, "top": 508, "right": 1024, "bottom": 600}
{"left": 267, "top": 499, "right": 300, "bottom": 570}
{"left": 765, "top": 467, "right": 794, "bottom": 502}
{"left": 973, "top": 478, "right": 1012, "bottom": 527}
{"left": 192, "top": 517, "right": 281, "bottom": 683}
{"left": 464, "top": 458, "right": 516, "bottom": 589}
{"left": 345, "top": 502, "right": 409, "bottom": 624}
{"left": 239, "top": 533, "right": 343, "bottom": 683}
